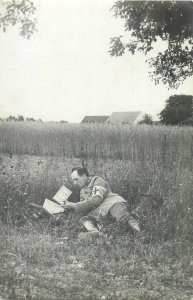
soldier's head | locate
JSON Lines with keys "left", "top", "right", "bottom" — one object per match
{"left": 71, "top": 167, "right": 89, "bottom": 189}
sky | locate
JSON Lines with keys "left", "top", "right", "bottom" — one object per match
{"left": 0, "top": 0, "right": 193, "bottom": 123}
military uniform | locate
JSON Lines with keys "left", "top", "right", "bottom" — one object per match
{"left": 74, "top": 176, "right": 130, "bottom": 225}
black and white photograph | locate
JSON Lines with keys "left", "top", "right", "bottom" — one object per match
{"left": 0, "top": 0, "right": 193, "bottom": 299}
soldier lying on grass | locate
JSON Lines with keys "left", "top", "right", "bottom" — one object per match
{"left": 31, "top": 167, "right": 141, "bottom": 240}
{"left": 63, "top": 167, "right": 141, "bottom": 240}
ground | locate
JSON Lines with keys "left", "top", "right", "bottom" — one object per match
{"left": 0, "top": 155, "right": 193, "bottom": 300}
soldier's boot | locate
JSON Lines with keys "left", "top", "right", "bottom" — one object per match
{"left": 127, "top": 216, "right": 141, "bottom": 233}
{"left": 78, "top": 220, "right": 102, "bottom": 242}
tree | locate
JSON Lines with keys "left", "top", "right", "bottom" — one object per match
{"left": 159, "top": 95, "right": 193, "bottom": 125}
{"left": 26, "top": 117, "right": 35, "bottom": 121}
{"left": 109, "top": 1, "right": 193, "bottom": 88}
{"left": 17, "top": 115, "right": 25, "bottom": 121}
{"left": 138, "top": 114, "right": 153, "bottom": 125}
{"left": 6, "top": 115, "right": 17, "bottom": 121}
{"left": 181, "top": 116, "right": 193, "bottom": 126}
{"left": 0, "top": 0, "right": 37, "bottom": 38}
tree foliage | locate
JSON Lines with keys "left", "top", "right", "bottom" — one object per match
{"left": 17, "top": 114, "right": 24, "bottom": 121}
{"left": 6, "top": 115, "right": 18, "bottom": 121}
{"left": 109, "top": 1, "right": 193, "bottom": 88}
{"left": 6, "top": 115, "right": 25, "bottom": 121}
{"left": 26, "top": 117, "right": 35, "bottom": 122}
{"left": 0, "top": 0, "right": 37, "bottom": 38}
{"left": 138, "top": 114, "right": 153, "bottom": 125}
{"left": 159, "top": 95, "right": 193, "bottom": 125}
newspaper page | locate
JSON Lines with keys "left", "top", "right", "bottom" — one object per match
{"left": 53, "top": 185, "right": 72, "bottom": 205}
{"left": 43, "top": 199, "right": 64, "bottom": 214}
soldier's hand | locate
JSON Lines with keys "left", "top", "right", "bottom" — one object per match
{"left": 63, "top": 201, "right": 75, "bottom": 211}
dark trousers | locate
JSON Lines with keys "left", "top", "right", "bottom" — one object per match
{"left": 79, "top": 202, "right": 130, "bottom": 225}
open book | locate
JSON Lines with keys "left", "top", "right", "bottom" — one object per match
{"left": 43, "top": 185, "right": 72, "bottom": 215}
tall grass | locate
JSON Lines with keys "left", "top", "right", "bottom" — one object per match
{"left": 1, "top": 155, "right": 193, "bottom": 243}
{"left": 0, "top": 121, "right": 193, "bottom": 167}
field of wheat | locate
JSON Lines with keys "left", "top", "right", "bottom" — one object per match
{"left": 0, "top": 121, "right": 193, "bottom": 164}
{"left": 0, "top": 121, "right": 193, "bottom": 299}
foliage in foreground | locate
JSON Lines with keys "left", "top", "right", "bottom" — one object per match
{"left": 0, "top": 0, "right": 37, "bottom": 38}
{"left": 110, "top": 1, "right": 193, "bottom": 88}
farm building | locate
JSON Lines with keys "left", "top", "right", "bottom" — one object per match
{"left": 81, "top": 116, "right": 109, "bottom": 124}
{"left": 105, "top": 111, "right": 144, "bottom": 125}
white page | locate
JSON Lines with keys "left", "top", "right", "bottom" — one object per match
{"left": 43, "top": 199, "right": 64, "bottom": 214}
{"left": 53, "top": 186, "right": 72, "bottom": 205}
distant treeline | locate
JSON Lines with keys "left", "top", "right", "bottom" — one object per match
{"left": 0, "top": 115, "right": 68, "bottom": 124}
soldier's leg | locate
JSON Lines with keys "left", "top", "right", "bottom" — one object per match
{"left": 79, "top": 208, "right": 100, "bottom": 233}
{"left": 109, "top": 202, "right": 141, "bottom": 233}
{"left": 78, "top": 209, "right": 104, "bottom": 242}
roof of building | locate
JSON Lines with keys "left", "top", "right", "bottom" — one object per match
{"left": 81, "top": 116, "right": 109, "bottom": 123}
{"left": 106, "top": 111, "right": 142, "bottom": 124}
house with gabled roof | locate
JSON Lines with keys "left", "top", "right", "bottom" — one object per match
{"left": 81, "top": 115, "right": 109, "bottom": 124}
{"left": 105, "top": 111, "right": 144, "bottom": 125}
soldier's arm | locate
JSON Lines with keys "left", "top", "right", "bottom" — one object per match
{"left": 74, "top": 178, "right": 108, "bottom": 216}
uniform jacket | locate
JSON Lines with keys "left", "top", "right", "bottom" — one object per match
{"left": 74, "top": 176, "right": 126, "bottom": 216}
